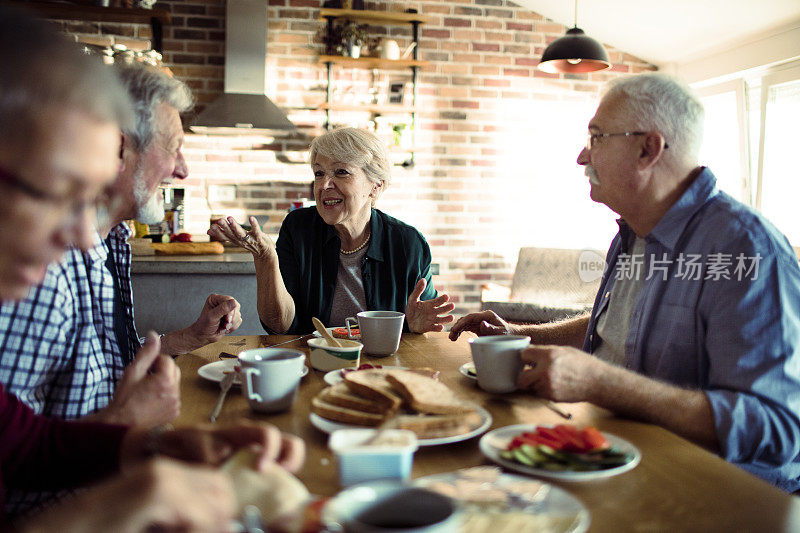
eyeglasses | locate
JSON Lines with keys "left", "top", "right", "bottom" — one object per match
{"left": 0, "top": 165, "right": 120, "bottom": 234}
{"left": 586, "top": 131, "right": 669, "bottom": 150}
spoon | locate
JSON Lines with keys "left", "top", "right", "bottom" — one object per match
{"left": 312, "top": 317, "right": 341, "bottom": 348}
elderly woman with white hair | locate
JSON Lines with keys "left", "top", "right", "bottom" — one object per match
{"left": 209, "top": 127, "right": 454, "bottom": 334}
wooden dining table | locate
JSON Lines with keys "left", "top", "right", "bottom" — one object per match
{"left": 175, "top": 332, "right": 800, "bottom": 532}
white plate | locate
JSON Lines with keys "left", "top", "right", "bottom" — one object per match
{"left": 479, "top": 424, "right": 641, "bottom": 481}
{"left": 322, "top": 365, "right": 407, "bottom": 386}
{"left": 310, "top": 405, "right": 493, "bottom": 446}
{"left": 198, "top": 360, "right": 308, "bottom": 386}
{"left": 414, "top": 469, "right": 590, "bottom": 533}
{"left": 312, "top": 326, "right": 361, "bottom": 341}
{"left": 459, "top": 362, "right": 477, "bottom": 380}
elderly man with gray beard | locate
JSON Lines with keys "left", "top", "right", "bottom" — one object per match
{"left": 0, "top": 61, "right": 243, "bottom": 517}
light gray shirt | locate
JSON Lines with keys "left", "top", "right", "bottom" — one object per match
{"left": 593, "top": 236, "right": 646, "bottom": 367}
{"left": 329, "top": 247, "right": 368, "bottom": 327}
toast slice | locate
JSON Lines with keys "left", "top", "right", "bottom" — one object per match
{"left": 342, "top": 369, "right": 403, "bottom": 410}
{"left": 384, "top": 370, "right": 476, "bottom": 415}
{"left": 310, "top": 396, "right": 385, "bottom": 427}
{"left": 393, "top": 411, "right": 483, "bottom": 439}
{"left": 318, "top": 383, "right": 393, "bottom": 415}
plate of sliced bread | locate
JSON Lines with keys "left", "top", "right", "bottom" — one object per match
{"left": 310, "top": 367, "right": 492, "bottom": 446}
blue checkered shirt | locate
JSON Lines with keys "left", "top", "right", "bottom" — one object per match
{"left": 0, "top": 223, "right": 140, "bottom": 516}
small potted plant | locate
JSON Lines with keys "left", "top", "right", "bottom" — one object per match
{"left": 337, "top": 22, "right": 368, "bottom": 58}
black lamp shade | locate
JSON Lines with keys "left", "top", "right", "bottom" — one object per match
{"left": 538, "top": 27, "right": 611, "bottom": 74}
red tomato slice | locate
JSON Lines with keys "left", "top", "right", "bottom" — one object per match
{"left": 524, "top": 429, "right": 561, "bottom": 450}
{"left": 553, "top": 425, "right": 589, "bottom": 453}
{"left": 333, "top": 327, "right": 359, "bottom": 337}
{"left": 508, "top": 435, "right": 544, "bottom": 450}
{"left": 581, "top": 427, "right": 610, "bottom": 451}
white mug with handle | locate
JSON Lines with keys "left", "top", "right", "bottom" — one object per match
{"left": 346, "top": 311, "right": 405, "bottom": 357}
{"left": 238, "top": 348, "right": 306, "bottom": 413}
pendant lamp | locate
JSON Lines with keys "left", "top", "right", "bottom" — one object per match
{"left": 537, "top": 0, "right": 610, "bottom": 74}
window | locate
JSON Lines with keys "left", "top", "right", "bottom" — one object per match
{"left": 695, "top": 61, "right": 800, "bottom": 244}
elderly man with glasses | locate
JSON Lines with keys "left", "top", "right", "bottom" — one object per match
{"left": 0, "top": 8, "right": 304, "bottom": 531}
{"left": 0, "top": 55, "right": 246, "bottom": 518}
{"left": 450, "top": 73, "right": 800, "bottom": 492}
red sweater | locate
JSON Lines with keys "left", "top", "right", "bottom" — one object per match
{"left": 0, "top": 385, "right": 127, "bottom": 524}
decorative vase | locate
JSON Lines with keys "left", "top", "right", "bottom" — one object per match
{"left": 346, "top": 41, "right": 361, "bottom": 59}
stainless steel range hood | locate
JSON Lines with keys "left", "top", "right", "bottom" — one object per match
{"left": 191, "top": 0, "right": 296, "bottom": 135}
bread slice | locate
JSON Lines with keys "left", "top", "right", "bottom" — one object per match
{"left": 318, "top": 383, "right": 392, "bottom": 415}
{"left": 394, "top": 411, "right": 483, "bottom": 439}
{"left": 311, "top": 396, "right": 385, "bottom": 427}
{"left": 342, "top": 369, "right": 403, "bottom": 410}
{"left": 384, "top": 370, "right": 475, "bottom": 415}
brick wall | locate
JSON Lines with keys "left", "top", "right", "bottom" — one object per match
{"left": 54, "top": 0, "right": 656, "bottom": 317}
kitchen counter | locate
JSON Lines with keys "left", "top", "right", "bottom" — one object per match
{"left": 131, "top": 252, "right": 263, "bottom": 336}
{"left": 131, "top": 252, "right": 256, "bottom": 274}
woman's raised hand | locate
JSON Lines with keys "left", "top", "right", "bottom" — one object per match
{"left": 405, "top": 278, "right": 456, "bottom": 334}
{"left": 208, "top": 215, "right": 275, "bottom": 260}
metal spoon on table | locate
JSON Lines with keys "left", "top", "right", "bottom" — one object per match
{"left": 210, "top": 371, "right": 236, "bottom": 422}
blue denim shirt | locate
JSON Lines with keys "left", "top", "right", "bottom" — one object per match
{"left": 583, "top": 168, "right": 800, "bottom": 491}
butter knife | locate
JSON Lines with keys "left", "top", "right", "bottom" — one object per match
{"left": 210, "top": 371, "right": 236, "bottom": 423}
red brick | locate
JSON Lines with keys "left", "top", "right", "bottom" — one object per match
{"left": 444, "top": 18, "right": 472, "bottom": 28}
{"left": 483, "top": 55, "right": 512, "bottom": 65}
{"left": 475, "top": 19, "right": 502, "bottom": 30}
{"left": 453, "top": 100, "right": 479, "bottom": 109}
{"left": 472, "top": 65, "right": 500, "bottom": 76}
{"left": 506, "top": 22, "right": 533, "bottom": 32}
{"left": 515, "top": 57, "right": 538, "bottom": 67}
{"left": 484, "top": 31, "right": 514, "bottom": 43}
{"left": 422, "top": 29, "right": 451, "bottom": 39}
{"left": 482, "top": 78, "right": 510, "bottom": 87}
{"left": 473, "top": 43, "right": 500, "bottom": 52}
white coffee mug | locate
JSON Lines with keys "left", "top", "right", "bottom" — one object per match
{"left": 468, "top": 335, "right": 531, "bottom": 393}
{"left": 346, "top": 311, "right": 404, "bottom": 357}
{"left": 238, "top": 348, "right": 306, "bottom": 413}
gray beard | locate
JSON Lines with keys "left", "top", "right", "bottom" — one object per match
{"left": 133, "top": 167, "right": 165, "bottom": 224}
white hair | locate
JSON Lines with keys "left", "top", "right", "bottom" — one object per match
{"left": 309, "top": 127, "right": 392, "bottom": 190}
{"left": 114, "top": 62, "right": 193, "bottom": 152}
{"left": 603, "top": 73, "right": 704, "bottom": 164}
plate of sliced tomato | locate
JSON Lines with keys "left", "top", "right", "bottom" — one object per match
{"left": 479, "top": 424, "right": 641, "bottom": 481}
{"left": 312, "top": 327, "right": 360, "bottom": 340}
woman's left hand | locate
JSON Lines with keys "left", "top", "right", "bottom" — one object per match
{"left": 405, "top": 278, "right": 456, "bottom": 333}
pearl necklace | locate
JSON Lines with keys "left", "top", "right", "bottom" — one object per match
{"left": 340, "top": 232, "right": 371, "bottom": 255}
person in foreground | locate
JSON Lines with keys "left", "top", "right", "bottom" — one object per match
{"left": 1, "top": 60, "right": 245, "bottom": 517}
{"left": 0, "top": 8, "right": 304, "bottom": 531}
{"left": 0, "top": 61, "right": 242, "bottom": 434}
{"left": 450, "top": 73, "right": 800, "bottom": 491}
{"left": 210, "top": 127, "right": 454, "bottom": 334}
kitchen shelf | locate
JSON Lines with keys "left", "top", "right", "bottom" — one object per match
{"left": 5, "top": 0, "right": 170, "bottom": 51}
{"left": 318, "top": 103, "right": 417, "bottom": 114}
{"left": 319, "top": 8, "right": 430, "bottom": 25}
{"left": 318, "top": 8, "right": 427, "bottom": 168}
{"left": 317, "top": 55, "right": 428, "bottom": 69}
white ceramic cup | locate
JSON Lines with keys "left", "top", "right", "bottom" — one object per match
{"left": 468, "top": 335, "right": 531, "bottom": 393}
{"left": 238, "top": 348, "right": 306, "bottom": 413}
{"left": 322, "top": 479, "right": 458, "bottom": 533}
{"left": 346, "top": 311, "right": 404, "bottom": 357}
